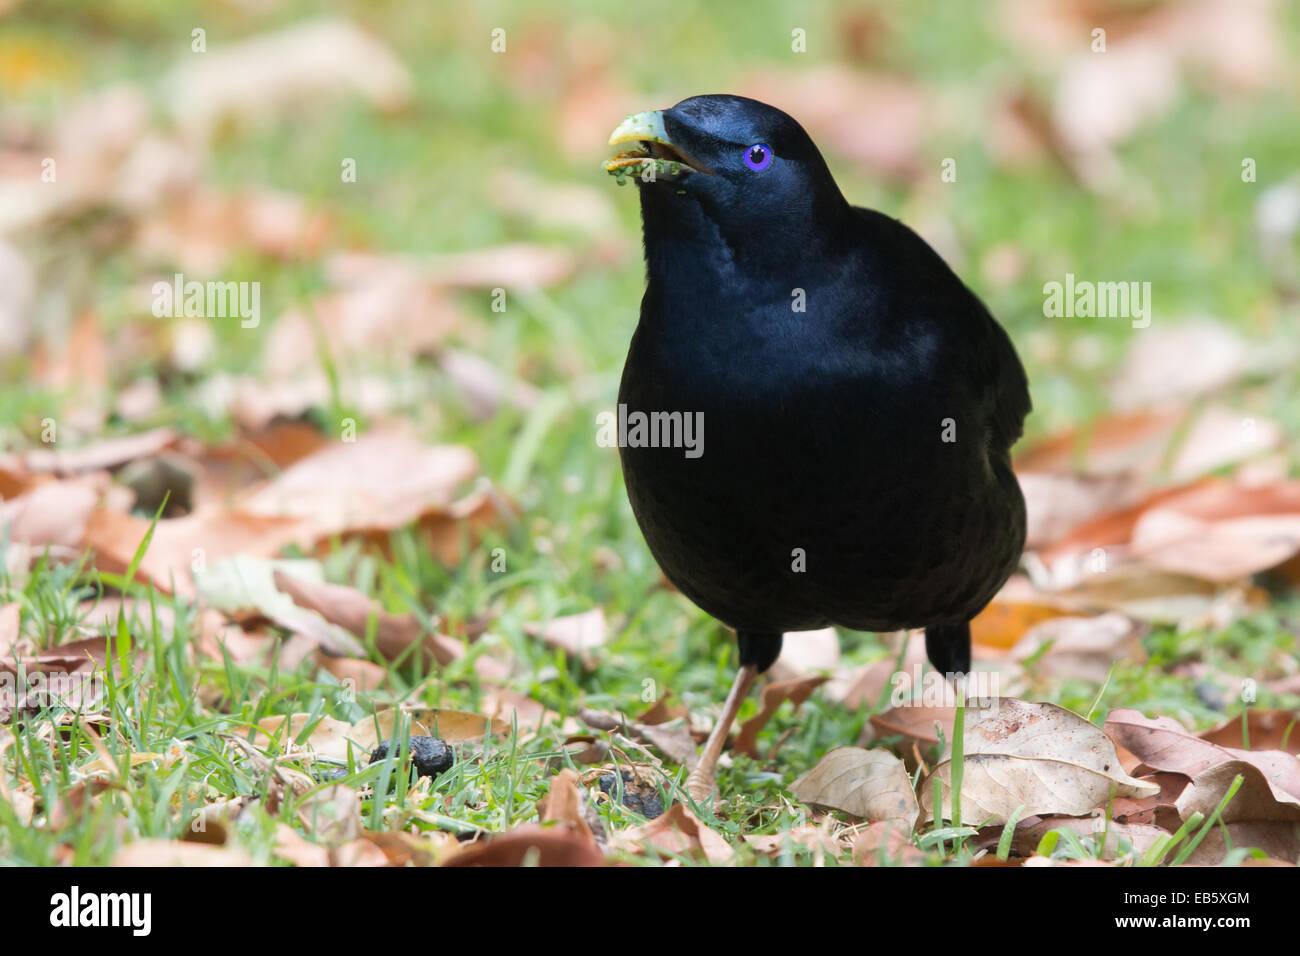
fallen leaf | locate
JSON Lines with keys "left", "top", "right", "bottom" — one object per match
{"left": 166, "top": 19, "right": 413, "bottom": 140}
{"left": 791, "top": 747, "right": 919, "bottom": 828}
{"left": 1010, "top": 816, "right": 1169, "bottom": 861}
{"left": 84, "top": 506, "right": 309, "bottom": 598}
{"left": 612, "top": 802, "right": 732, "bottom": 864}
{"left": 1109, "top": 771, "right": 1189, "bottom": 827}
{"left": 970, "top": 594, "right": 1072, "bottom": 649}
{"left": 253, "top": 714, "right": 363, "bottom": 763}
{"left": 297, "top": 783, "right": 362, "bottom": 846}
{"left": 524, "top": 608, "right": 606, "bottom": 669}
{"left": 745, "top": 822, "right": 847, "bottom": 859}
{"left": 319, "top": 656, "right": 386, "bottom": 692}
{"left": 921, "top": 699, "right": 1158, "bottom": 823}
{"left": 196, "top": 558, "right": 363, "bottom": 656}
{"left": 734, "top": 675, "right": 827, "bottom": 759}
{"left": 441, "top": 823, "right": 605, "bottom": 867}
{"left": 1130, "top": 508, "right": 1300, "bottom": 582}
{"left": 1, "top": 427, "right": 178, "bottom": 475}
{"left": 271, "top": 570, "right": 452, "bottom": 669}
{"left": 1105, "top": 708, "right": 1242, "bottom": 778}
{"left": 852, "top": 820, "right": 926, "bottom": 866}
{"left": 425, "top": 243, "right": 577, "bottom": 288}
{"left": 1200, "top": 711, "right": 1300, "bottom": 755}
{"left": 351, "top": 706, "right": 508, "bottom": 747}
{"left": 1018, "top": 471, "right": 1144, "bottom": 550}
{"left": 536, "top": 769, "right": 596, "bottom": 845}
{"left": 1010, "top": 613, "right": 1144, "bottom": 682}
{"left": 1174, "top": 760, "right": 1300, "bottom": 864}
{"left": 869, "top": 705, "right": 956, "bottom": 752}
{"left": 113, "top": 840, "right": 254, "bottom": 866}
{"left": 1017, "top": 406, "right": 1279, "bottom": 483}
{"left": 768, "top": 626, "right": 839, "bottom": 681}
{"left": 3, "top": 474, "right": 115, "bottom": 549}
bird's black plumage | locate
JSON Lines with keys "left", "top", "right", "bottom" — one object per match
{"left": 613, "top": 94, "right": 1030, "bottom": 680}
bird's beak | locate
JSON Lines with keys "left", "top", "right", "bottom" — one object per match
{"left": 605, "top": 109, "right": 710, "bottom": 180}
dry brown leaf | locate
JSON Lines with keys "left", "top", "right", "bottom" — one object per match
{"left": 167, "top": 19, "right": 413, "bottom": 139}
{"left": 921, "top": 699, "right": 1158, "bottom": 823}
{"left": 970, "top": 594, "right": 1073, "bottom": 649}
{"left": 480, "top": 688, "right": 553, "bottom": 735}
{"left": 870, "top": 705, "right": 956, "bottom": 752}
{"left": 297, "top": 783, "right": 362, "bottom": 846}
{"left": 2, "top": 427, "right": 178, "bottom": 475}
{"left": 768, "top": 626, "right": 839, "bottom": 681}
{"left": 745, "top": 822, "right": 848, "bottom": 859}
{"left": 1010, "top": 613, "right": 1144, "bottom": 681}
{"left": 537, "top": 769, "right": 596, "bottom": 845}
{"left": 352, "top": 706, "right": 508, "bottom": 747}
{"left": 273, "top": 824, "right": 330, "bottom": 867}
{"left": 439, "top": 348, "right": 542, "bottom": 421}
{"left": 362, "top": 830, "right": 455, "bottom": 867}
{"left": 830, "top": 630, "right": 928, "bottom": 707}
{"left": 441, "top": 823, "right": 605, "bottom": 867}
{"left": 113, "top": 839, "right": 254, "bottom": 867}
{"left": 1130, "top": 509, "right": 1300, "bottom": 582}
{"left": 3, "top": 474, "right": 116, "bottom": 549}
{"left": 84, "top": 507, "right": 309, "bottom": 598}
{"left": 271, "top": 570, "right": 451, "bottom": 670}
{"left": 1109, "top": 771, "right": 1189, "bottom": 827}
{"left": 318, "top": 656, "right": 387, "bottom": 692}
{"left": 1105, "top": 708, "right": 1244, "bottom": 778}
{"left": 1174, "top": 760, "right": 1300, "bottom": 864}
{"left": 1016, "top": 407, "right": 1279, "bottom": 483}
{"left": 1109, "top": 320, "right": 1275, "bottom": 410}
{"left": 237, "top": 431, "right": 478, "bottom": 539}
{"left": 852, "top": 820, "right": 926, "bottom": 866}
{"left": 1200, "top": 711, "right": 1300, "bottom": 755}
{"left": 524, "top": 608, "right": 606, "bottom": 669}
{"left": 1011, "top": 816, "right": 1169, "bottom": 861}
{"left": 734, "top": 675, "right": 827, "bottom": 759}
{"left": 425, "top": 243, "right": 577, "bottom": 288}
{"left": 612, "top": 802, "right": 732, "bottom": 864}
{"left": 634, "top": 688, "right": 684, "bottom": 726}
{"left": 254, "top": 714, "right": 362, "bottom": 763}
{"left": 791, "top": 747, "right": 919, "bottom": 828}
{"left": 1018, "top": 471, "right": 1144, "bottom": 550}
{"left": 195, "top": 558, "right": 363, "bottom": 657}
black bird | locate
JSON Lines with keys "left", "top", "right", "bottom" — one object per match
{"left": 606, "top": 95, "right": 1030, "bottom": 800}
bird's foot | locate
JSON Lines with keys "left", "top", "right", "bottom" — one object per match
{"left": 685, "top": 766, "right": 716, "bottom": 803}
{"left": 682, "top": 663, "right": 757, "bottom": 805}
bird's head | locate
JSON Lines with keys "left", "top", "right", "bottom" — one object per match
{"left": 605, "top": 94, "right": 847, "bottom": 261}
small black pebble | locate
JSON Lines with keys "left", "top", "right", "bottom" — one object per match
{"left": 312, "top": 765, "right": 351, "bottom": 783}
{"left": 599, "top": 770, "right": 664, "bottom": 820}
{"left": 370, "top": 735, "right": 454, "bottom": 779}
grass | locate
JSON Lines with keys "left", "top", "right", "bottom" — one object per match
{"left": 1, "top": 0, "right": 1299, "bottom": 865}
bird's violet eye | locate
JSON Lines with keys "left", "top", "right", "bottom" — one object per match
{"left": 743, "top": 143, "right": 773, "bottom": 172}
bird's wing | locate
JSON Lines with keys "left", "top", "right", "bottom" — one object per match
{"left": 851, "top": 206, "right": 1031, "bottom": 452}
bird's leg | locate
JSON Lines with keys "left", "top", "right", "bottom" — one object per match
{"left": 685, "top": 663, "right": 758, "bottom": 803}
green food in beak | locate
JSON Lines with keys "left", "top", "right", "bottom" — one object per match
{"left": 604, "top": 109, "right": 705, "bottom": 183}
